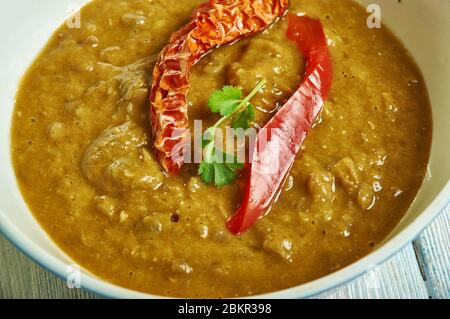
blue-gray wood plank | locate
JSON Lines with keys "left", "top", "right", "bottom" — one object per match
{"left": 413, "top": 205, "right": 450, "bottom": 299}
{"left": 319, "top": 244, "right": 429, "bottom": 299}
{"left": 1, "top": 204, "right": 449, "bottom": 299}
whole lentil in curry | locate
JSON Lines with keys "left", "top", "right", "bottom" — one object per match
{"left": 12, "top": 0, "right": 432, "bottom": 297}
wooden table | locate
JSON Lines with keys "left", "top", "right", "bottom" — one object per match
{"left": 1, "top": 205, "right": 448, "bottom": 299}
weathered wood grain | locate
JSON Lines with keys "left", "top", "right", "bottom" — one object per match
{"left": 318, "top": 244, "right": 429, "bottom": 299}
{"left": 0, "top": 235, "right": 98, "bottom": 299}
{"left": 0, "top": 234, "right": 428, "bottom": 299}
{"left": 414, "top": 204, "right": 450, "bottom": 299}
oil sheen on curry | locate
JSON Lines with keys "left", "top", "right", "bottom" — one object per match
{"left": 12, "top": 0, "right": 432, "bottom": 297}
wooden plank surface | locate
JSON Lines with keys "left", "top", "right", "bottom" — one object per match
{"left": 0, "top": 235, "right": 98, "bottom": 299}
{"left": 1, "top": 205, "right": 449, "bottom": 299}
{"left": 318, "top": 244, "right": 429, "bottom": 299}
{"left": 413, "top": 205, "right": 450, "bottom": 299}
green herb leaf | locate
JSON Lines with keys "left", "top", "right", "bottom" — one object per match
{"left": 213, "top": 163, "right": 239, "bottom": 187}
{"left": 232, "top": 104, "right": 256, "bottom": 130}
{"left": 198, "top": 149, "right": 245, "bottom": 187}
{"left": 208, "top": 86, "right": 243, "bottom": 116}
{"left": 199, "top": 80, "right": 266, "bottom": 187}
{"left": 226, "top": 161, "right": 246, "bottom": 171}
{"left": 198, "top": 161, "right": 215, "bottom": 184}
{"left": 202, "top": 128, "right": 215, "bottom": 149}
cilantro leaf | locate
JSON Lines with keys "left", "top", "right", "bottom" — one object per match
{"left": 225, "top": 160, "right": 245, "bottom": 171}
{"left": 199, "top": 80, "right": 266, "bottom": 187}
{"left": 202, "top": 128, "right": 215, "bottom": 148}
{"left": 214, "top": 149, "right": 245, "bottom": 172}
{"left": 208, "top": 86, "right": 242, "bottom": 116}
{"left": 198, "top": 148, "right": 244, "bottom": 187}
{"left": 214, "top": 163, "right": 239, "bottom": 187}
{"left": 232, "top": 104, "right": 256, "bottom": 130}
{"left": 198, "top": 161, "right": 214, "bottom": 184}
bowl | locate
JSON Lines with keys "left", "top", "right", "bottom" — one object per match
{"left": 0, "top": 0, "right": 449, "bottom": 299}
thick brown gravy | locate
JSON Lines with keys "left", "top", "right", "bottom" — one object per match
{"left": 12, "top": 0, "right": 432, "bottom": 297}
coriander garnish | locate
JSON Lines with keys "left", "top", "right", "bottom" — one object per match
{"left": 198, "top": 79, "right": 267, "bottom": 187}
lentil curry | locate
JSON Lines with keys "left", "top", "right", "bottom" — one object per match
{"left": 12, "top": 0, "right": 432, "bottom": 297}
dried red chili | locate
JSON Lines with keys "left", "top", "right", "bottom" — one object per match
{"left": 227, "top": 14, "right": 333, "bottom": 235}
{"left": 150, "top": 0, "right": 289, "bottom": 175}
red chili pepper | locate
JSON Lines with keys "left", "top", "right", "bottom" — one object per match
{"left": 150, "top": 0, "right": 289, "bottom": 175}
{"left": 227, "top": 14, "right": 333, "bottom": 235}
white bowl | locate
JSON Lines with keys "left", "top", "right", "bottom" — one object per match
{"left": 0, "top": 0, "right": 449, "bottom": 299}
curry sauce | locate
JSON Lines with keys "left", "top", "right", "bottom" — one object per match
{"left": 11, "top": 0, "right": 432, "bottom": 297}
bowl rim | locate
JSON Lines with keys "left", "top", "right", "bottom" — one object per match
{"left": 1, "top": 181, "right": 449, "bottom": 299}
{"left": 1, "top": 0, "right": 449, "bottom": 299}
